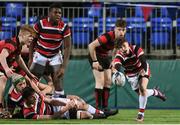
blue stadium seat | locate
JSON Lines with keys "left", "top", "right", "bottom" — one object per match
{"left": 126, "top": 17, "right": 146, "bottom": 46}
{"left": 151, "top": 17, "right": 172, "bottom": 46}
{"left": 6, "top": 3, "right": 24, "bottom": 18}
{"left": 135, "top": 6, "right": 143, "bottom": 17}
{"left": 72, "top": 17, "right": 93, "bottom": 47}
{"left": 0, "top": 17, "right": 16, "bottom": 31}
{"left": 21, "top": 17, "right": 38, "bottom": 25}
{"left": 176, "top": 18, "right": 180, "bottom": 46}
{"left": 88, "top": 6, "right": 101, "bottom": 18}
{"left": 0, "top": 31, "right": 12, "bottom": 40}
{"left": 98, "top": 17, "right": 117, "bottom": 35}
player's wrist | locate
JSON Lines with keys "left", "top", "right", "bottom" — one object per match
{"left": 92, "top": 60, "right": 98, "bottom": 63}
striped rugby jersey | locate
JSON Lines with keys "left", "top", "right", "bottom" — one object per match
{"left": 33, "top": 17, "right": 71, "bottom": 57}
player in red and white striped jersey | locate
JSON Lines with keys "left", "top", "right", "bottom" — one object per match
{"left": 112, "top": 38, "right": 167, "bottom": 122}
{"left": 22, "top": 87, "right": 106, "bottom": 119}
{"left": 29, "top": 3, "right": 71, "bottom": 97}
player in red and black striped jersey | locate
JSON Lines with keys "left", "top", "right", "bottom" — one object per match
{"left": 29, "top": 3, "right": 71, "bottom": 97}
{"left": 0, "top": 25, "right": 38, "bottom": 113}
{"left": 112, "top": 38, "right": 167, "bottom": 122}
{"left": 88, "top": 19, "right": 126, "bottom": 116}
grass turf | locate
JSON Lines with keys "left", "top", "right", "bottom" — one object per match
{"left": 0, "top": 109, "right": 179, "bottom": 124}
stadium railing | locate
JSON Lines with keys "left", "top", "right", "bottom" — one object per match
{"left": 0, "top": 3, "right": 180, "bottom": 58}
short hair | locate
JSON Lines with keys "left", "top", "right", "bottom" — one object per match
{"left": 20, "top": 24, "right": 37, "bottom": 38}
{"left": 22, "top": 87, "right": 35, "bottom": 100}
{"left": 49, "top": 3, "right": 62, "bottom": 11}
{"left": 114, "top": 37, "right": 127, "bottom": 49}
{"left": 115, "top": 19, "right": 127, "bottom": 28}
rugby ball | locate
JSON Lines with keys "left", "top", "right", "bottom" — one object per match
{"left": 112, "top": 72, "right": 126, "bottom": 87}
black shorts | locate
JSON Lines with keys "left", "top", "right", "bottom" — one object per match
{"left": 69, "top": 108, "right": 77, "bottom": 119}
{"left": 88, "top": 54, "right": 111, "bottom": 70}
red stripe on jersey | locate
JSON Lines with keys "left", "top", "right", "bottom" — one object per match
{"left": 96, "top": 31, "right": 115, "bottom": 57}
{"left": 9, "top": 88, "right": 22, "bottom": 102}
{"left": 113, "top": 45, "right": 149, "bottom": 76}
{"left": 33, "top": 18, "right": 71, "bottom": 57}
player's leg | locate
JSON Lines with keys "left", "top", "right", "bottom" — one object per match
{"left": 0, "top": 75, "right": 7, "bottom": 112}
{"left": 29, "top": 52, "right": 47, "bottom": 79}
{"left": 50, "top": 53, "right": 64, "bottom": 96}
{"left": 92, "top": 70, "right": 104, "bottom": 109}
{"left": 103, "top": 69, "right": 111, "bottom": 109}
{"left": 137, "top": 76, "right": 149, "bottom": 122}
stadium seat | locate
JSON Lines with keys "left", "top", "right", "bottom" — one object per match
{"left": 98, "top": 17, "right": 117, "bottom": 35}
{"left": 151, "top": 17, "right": 172, "bottom": 46}
{"left": 0, "top": 17, "right": 16, "bottom": 31}
{"left": 21, "top": 17, "right": 38, "bottom": 25}
{"left": 0, "top": 31, "right": 12, "bottom": 40}
{"left": 126, "top": 17, "right": 146, "bottom": 46}
{"left": 6, "top": 3, "right": 24, "bottom": 18}
{"left": 88, "top": 6, "right": 102, "bottom": 18}
{"left": 72, "top": 17, "right": 93, "bottom": 47}
{"left": 135, "top": 6, "right": 143, "bottom": 17}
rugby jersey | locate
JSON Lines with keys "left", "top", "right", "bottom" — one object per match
{"left": 23, "top": 93, "right": 53, "bottom": 119}
{"left": 33, "top": 17, "right": 71, "bottom": 57}
{"left": 0, "top": 37, "right": 22, "bottom": 73}
{"left": 7, "top": 86, "right": 24, "bottom": 111}
{"left": 96, "top": 31, "right": 115, "bottom": 57}
{"left": 113, "top": 45, "right": 150, "bottom": 77}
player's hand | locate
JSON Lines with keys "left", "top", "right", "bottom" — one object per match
{"left": 5, "top": 68, "right": 14, "bottom": 78}
{"left": 92, "top": 61, "right": 103, "bottom": 71}
{"left": 67, "top": 100, "right": 75, "bottom": 109}
{"left": 29, "top": 73, "right": 39, "bottom": 82}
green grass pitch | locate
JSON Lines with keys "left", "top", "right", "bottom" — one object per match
{"left": 0, "top": 109, "right": 179, "bottom": 124}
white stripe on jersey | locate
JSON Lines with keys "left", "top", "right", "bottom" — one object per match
{"left": 40, "top": 35, "right": 62, "bottom": 41}
{"left": 37, "top": 41, "right": 62, "bottom": 50}
{"left": 40, "top": 20, "right": 67, "bottom": 31}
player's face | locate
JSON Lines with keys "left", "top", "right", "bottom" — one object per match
{"left": 114, "top": 27, "right": 126, "bottom": 40}
{"left": 119, "top": 42, "right": 130, "bottom": 55}
{"left": 16, "top": 81, "right": 27, "bottom": 93}
{"left": 26, "top": 93, "right": 36, "bottom": 106}
{"left": 49, "top": 8, "right": 62, "bottom": 24}
{"left": 19, "top": 31, "right": 34, "bottom": 46}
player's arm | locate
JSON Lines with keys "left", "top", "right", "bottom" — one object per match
{"left": 88, "top": 39, "right": 102, "bottom": 70}
{"left": 28, "top": 38, "right": 37, "bottom": 68}
{"left": 88, "top": 39, "right": 100, "bottom": 62}
{"left": 62, "top": 35, "right": 71, "bottom": 69}
{"left": 16, "top": 55, "right": 38, "bottom": 81}
{"left": 44, "top": 97, "right": 66, "bottom": 106}
{"left": 0, "top": 49, "right": 13, "bottom": 77}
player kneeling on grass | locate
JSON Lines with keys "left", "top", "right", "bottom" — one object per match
{"left": 22, "top": 87, "right": 106, "bottom": 119}
{"left": 111, "top": 37, "right": 167, "bottom": 122}
{"left": 6, "top": 73, "right": 53, "bottom": 118}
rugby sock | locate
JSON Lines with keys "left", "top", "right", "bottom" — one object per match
{"left": 147, "top": 89, "right": 154, "bottom": 97}
{"left": 139, "top": 95, "right": 147, "bottom": 114}
{"left": 95, "top": 88, "right": 103, "bottom": 109}
{"left": 54, "top": 90, "right": 64, "bottom": 95}
{"left": 102, "top": 87, "right": 110, "bottom": 109}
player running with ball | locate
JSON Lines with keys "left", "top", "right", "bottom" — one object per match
{"left": 111, "top": 37, "right": 167, "bottom": 122}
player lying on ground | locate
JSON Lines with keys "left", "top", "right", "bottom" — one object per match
{"left": 22, "top": 87, "right": 107, "bottom": 119}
